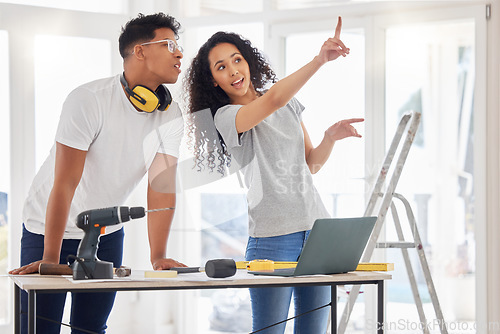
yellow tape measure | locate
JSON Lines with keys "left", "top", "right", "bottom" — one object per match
{"left": 248, "top": 260, "right": 274, "bottom": 271}
{"left": 235, "top": 260, "right": 393, "bottom": 272}
{"left": 236, "top": 260, "right": 298, "bottom": 271}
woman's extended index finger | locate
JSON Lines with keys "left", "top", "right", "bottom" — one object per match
{"left": 346, "top": 118, "right": 365, "bottom": 124}
{"left": 334, "top": 16, "right": 342, "bottom": 38}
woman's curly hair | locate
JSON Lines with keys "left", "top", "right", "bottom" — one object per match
{"left": 184, "top": 31, "right": 277, "bottom": 175}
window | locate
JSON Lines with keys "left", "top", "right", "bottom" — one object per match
{"left": 0, "top": 30, "right": 9, "bottom": 326}
{"left": 34, "top": 35, "right": 111, "bottom": 170}
{"left": 384, "top": 20, "right": 476, "bottom": 325}
{"left": 282, "top": 14, "right": 481, "bottom": 332}
{"left": 285, "top": 29, "right": 366, "bottom": 218}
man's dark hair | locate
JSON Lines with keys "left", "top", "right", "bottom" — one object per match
{"left": 119, "top": 13, "right": 181, "bottom": 59}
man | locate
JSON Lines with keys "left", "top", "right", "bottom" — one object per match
{"left": 9, "top": 13, "right": 186, "bottom": 333}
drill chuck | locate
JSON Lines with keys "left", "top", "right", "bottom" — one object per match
{"left": 127, "top": 206, "right": 146, "bottom": 220}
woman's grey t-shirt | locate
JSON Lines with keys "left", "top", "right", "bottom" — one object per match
{"left": 214, "top": 98, "right": 330, "bottom": 238}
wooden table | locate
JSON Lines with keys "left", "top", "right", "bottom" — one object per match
{"left": 11, "top": 270, "right": 391, "bottom": 334}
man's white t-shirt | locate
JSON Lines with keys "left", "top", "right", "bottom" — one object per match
{"left": 23, "top": 75, "right": 184, "bottom": 239}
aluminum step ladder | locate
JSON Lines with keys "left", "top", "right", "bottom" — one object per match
{"left": 336, "top": 111, "right": 448, "bottom": 334}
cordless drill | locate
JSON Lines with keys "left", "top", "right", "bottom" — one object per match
{"left": 71, "top": 206, "right": 145, "bottom": 280}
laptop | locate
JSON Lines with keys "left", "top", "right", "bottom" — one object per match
{"left": 249, "top": 216, "right": 377, "bottom": 277}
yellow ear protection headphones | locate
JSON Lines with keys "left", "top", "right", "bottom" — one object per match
{"left": 120, "top": 73, "right": 172, "bottom": 113}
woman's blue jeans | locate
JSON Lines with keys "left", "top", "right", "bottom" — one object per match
{"left": 245, "top": 231, "right": 330, "bottom": 334}
{"left": 20, "top": 224, "right": 124, "bottom": 334}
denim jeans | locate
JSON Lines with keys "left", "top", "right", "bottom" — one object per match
{"left": 20, "top": 224, "right": 124, "bottom": 334}
{"left": 245, "top": 231, "right": 330, "bottom": 334}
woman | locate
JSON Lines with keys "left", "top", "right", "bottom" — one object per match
{"left": 185, "top": 17, "right": 363, "bottom": 333}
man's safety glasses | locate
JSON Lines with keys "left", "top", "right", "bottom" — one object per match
{"left": 140, "top": 39, "right": 183, "bottom": 54}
